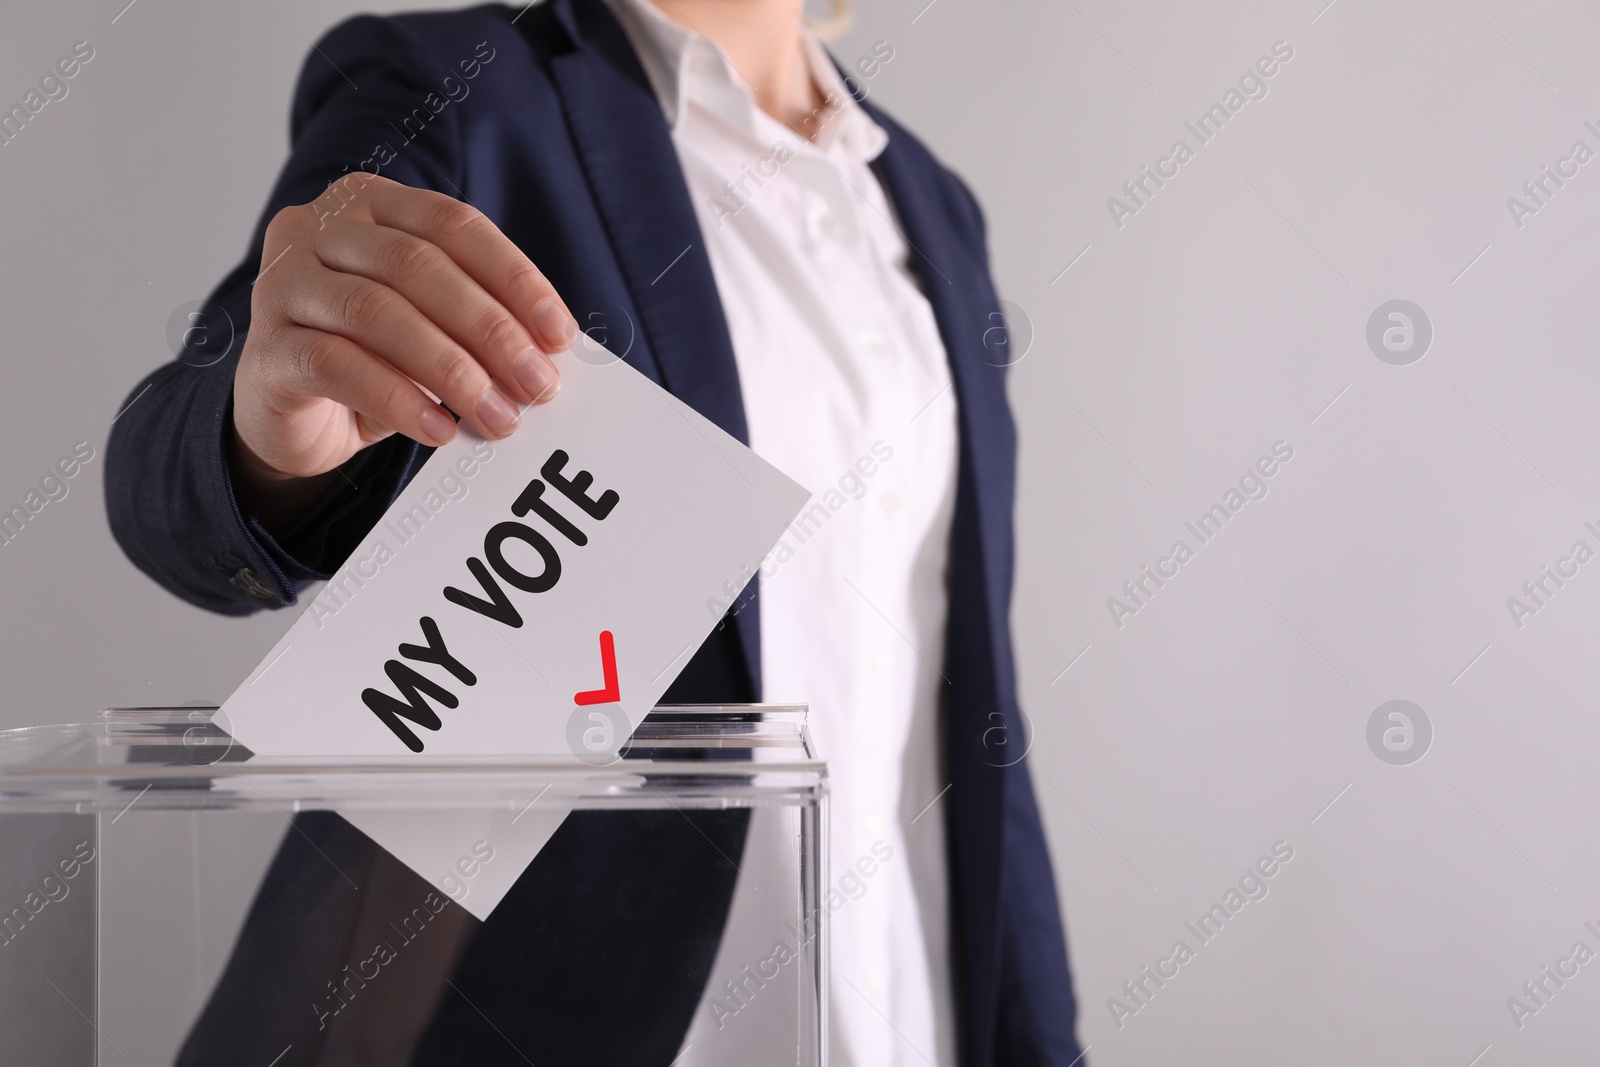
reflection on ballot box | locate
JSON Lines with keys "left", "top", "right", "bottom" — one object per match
{"left": 0, "top": 706, "right": 826, "bottom": 1067}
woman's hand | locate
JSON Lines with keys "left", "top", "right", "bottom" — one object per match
{"left": 230, "top": 175, "right": 576, "bottom": 524}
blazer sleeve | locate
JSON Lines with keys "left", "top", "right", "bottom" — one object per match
{"left": 103, "top": 15, "right": 482, "bottom": 615}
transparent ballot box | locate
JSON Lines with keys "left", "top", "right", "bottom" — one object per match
{"left": 0, "top": 705, "right": 827, "bottom": 1067}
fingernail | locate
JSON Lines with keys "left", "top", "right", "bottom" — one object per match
{"left": 512, "top": 346, "right": 560, "bottom": 404}
{"left": 419, "top": 406, "right": 457, "bottom": 445}
{"left": 476, "top": 383, "right": 521, "bottom": 436}
{"left": 533, "top": 298, "right": 578, "bottom": 352}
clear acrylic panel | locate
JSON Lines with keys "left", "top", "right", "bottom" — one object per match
{"left": 0, "top": 705, "right": 827, "bottom": 1067}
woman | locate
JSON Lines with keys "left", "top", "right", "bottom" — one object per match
{"left": 106, "top": 0, "right": 1081, "bottom": 1063}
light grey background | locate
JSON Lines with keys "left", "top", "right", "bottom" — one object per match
{"left": 2, "top": 0, "right": 1598, "bottom": 1063}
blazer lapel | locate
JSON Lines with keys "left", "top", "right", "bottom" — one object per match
{"left": 541, "top": 0, "right": 764, "bottom": 697}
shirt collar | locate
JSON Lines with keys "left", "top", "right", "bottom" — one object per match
{"left": 598, "top": 0, "right": 888, "bottom": 160}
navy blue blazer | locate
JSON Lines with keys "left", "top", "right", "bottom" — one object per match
{"left": 105, "top": 2, "right": 1081, "bottom": 1063}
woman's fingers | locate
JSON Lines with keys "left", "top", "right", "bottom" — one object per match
{"left": 277, "top": 263, "right": 523, "bottom": 439}
{"left": 314, "top": 219, "right": 560, "bottom": 405}
{"left": 361, "top": 182, "right": 578, "bottom": 356}
{"left": 273, "top": 325, "right": 459, "bottom": 449}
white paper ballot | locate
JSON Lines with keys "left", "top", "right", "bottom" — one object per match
{"left": 221, "top": 352, "right": 809, "bottom": 918}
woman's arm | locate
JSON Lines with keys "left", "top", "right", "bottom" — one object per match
{"left": 106, "top": 15, "right": 574, "bottom": 614}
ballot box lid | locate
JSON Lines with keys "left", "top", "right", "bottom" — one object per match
{"left": 0, "top": 705, "right": 824, "bottom": 815}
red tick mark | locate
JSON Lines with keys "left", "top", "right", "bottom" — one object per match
{"left": 574, "top": 630, "right": 620, "bottom": 705}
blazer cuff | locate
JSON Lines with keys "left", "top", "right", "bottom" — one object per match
{"left": 219, "top": 394, "right": 426, "bottom": 608}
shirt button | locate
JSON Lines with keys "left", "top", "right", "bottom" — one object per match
{"left": 866, "top": 336, "right": 891, "bottom": 360}
{"left": 818, "top": 212, "right": 846, "bottom": 241}
{"left": 230, "top": 566, "right": 278, "bottom": 602}
{"left": 861, "top": 812, "right": 884, "bottom": 835}
{"left": 880, "top": 491, "right": 902, "bottom": 515}
{"left": 865, "top": 963, "right": 887, "bottom": 992}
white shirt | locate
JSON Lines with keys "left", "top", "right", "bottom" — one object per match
{"left": 598, "top": 2, "right": 961, "bottom": 1065}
